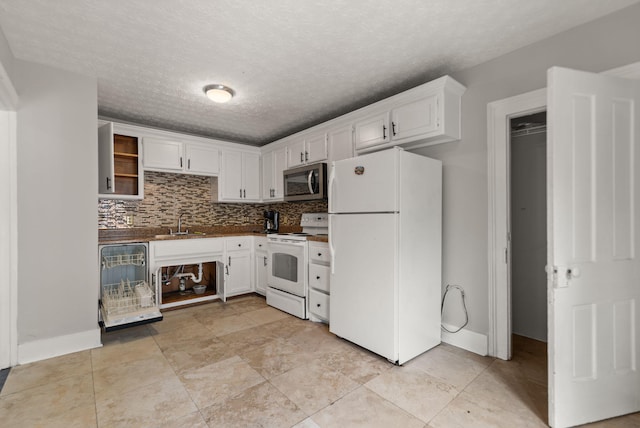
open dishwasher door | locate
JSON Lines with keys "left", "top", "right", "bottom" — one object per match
{"left": 99, "top": 243, "right": 163, "bottom": 332}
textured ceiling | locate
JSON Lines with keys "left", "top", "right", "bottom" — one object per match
{"left": 0, "top": 0, "right": 637, "bottom": 146}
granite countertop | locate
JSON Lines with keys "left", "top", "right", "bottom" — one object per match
{"left": 98, "top": 225, "right": 309, "bottom": 245}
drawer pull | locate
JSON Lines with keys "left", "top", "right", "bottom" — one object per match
{"left": 318, "top": 253, "right": 322, "bottom": 257}
{"left": 238, "top": 243, "right": 242, "bottom": 247}
{"left": 316, "top": 276, "right": 320, "bottom": 280}
{"left": 317, "top": 303, "right": 321, "bottom": 307}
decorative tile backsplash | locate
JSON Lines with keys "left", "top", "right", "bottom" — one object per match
{"left": 98, "top": 171, "right": 327, "bottom": 229}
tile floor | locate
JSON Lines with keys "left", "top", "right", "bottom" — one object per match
{"left": 1, "top": 294, "right": 639, "bottom": 427}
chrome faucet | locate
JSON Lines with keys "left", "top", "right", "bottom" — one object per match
{"left": 175, "top": 212, "right": 190, "bottom": 235}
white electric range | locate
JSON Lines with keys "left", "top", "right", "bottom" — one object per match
{"left": 266, "top": 213, "right": 328, "bottom": 319}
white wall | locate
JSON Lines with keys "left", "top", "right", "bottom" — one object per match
{"left": 14, "top": 59, "right": 100, "bottom": 362}
{"left": 414, "top": 3, "right": 640, "bottom": 337}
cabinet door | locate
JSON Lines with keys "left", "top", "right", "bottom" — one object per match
{"left": 306, "top": 132, "right": 327, "bottom": 163}
{"left": 220, "top": 150, "right": 244, "bottom": 200}
{"left": 243, "top": 152, "right": 261, "bottom": 201}
{"left": 328, "top": 124, "right": 353, "bottom": 163}
{"left": 186, "top": 144, "right": 219, "bottom": 176}
{"left": 98, "top": 122, "right": 115, "bottom": 194}
{"left": 143, "top": 138, "right": 184, "bottom": 171}
{"left": 287, "top": 139, "right": 306, "bottom": 168}
{"left": 226, "top": 250, "right": 252, "bottom": 296}
{"left": 390, "top": 94, "right": 439, "bottom": 142}
{"left": 272, "top": 147, "right": 287, "bottom": 199}
{"left": 354, "top": 112, "right": 390, "bottom": 151}
{"left": 255, "top": 249, "right": 268, "bottom": 295}
{"left": 261, "top": 151, "right": 274, "bottom": 199}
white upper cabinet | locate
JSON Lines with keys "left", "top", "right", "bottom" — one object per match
{"left": 354, "top": 112, "right": 390, "bottom": 152}
{"left": 98, "top": 122, "right": 144, "bottom": 200}
{"left": 354, "top": 76, "right": 466, "bottom": 154}
{"left": 143, "top": 138, "right": 219, "bottom": 176}
{"left": 262, "top": 146, "right": 286, "bottom": 201}
{"left": 185, "top": 144, "right": 220, "bottom": 175}
{"left": 143, "top": 138, "right": 184, "bottom": 171}
{"left": 390, "top": 94, "right": 438, "bottom": 142}
{"left": 220, "top": 150, "right": 260, "bottom": 202}
{"left": 287, "top": 131, "right": 328, "bottom": 168}
{"left": 327, "top": 124, "right": 354, "bottom": 164}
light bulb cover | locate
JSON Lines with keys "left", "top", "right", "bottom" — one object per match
{"left": 203, "top": 84, "right": 234, "bottom": 103}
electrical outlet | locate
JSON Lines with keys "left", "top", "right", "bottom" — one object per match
{"left": 125, "top": 215, "right": 134, "bottom": 226}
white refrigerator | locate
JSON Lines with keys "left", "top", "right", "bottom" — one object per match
{"left": 328, "top": 147, "right": 442, "bottom": 364}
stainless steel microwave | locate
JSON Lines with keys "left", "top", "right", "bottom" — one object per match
{"left": 283, "top": 162, "right": 327, "bottom": 202}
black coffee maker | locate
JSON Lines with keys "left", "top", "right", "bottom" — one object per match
{"left": 263, "top": 210, "right": 280, "bottom": 233}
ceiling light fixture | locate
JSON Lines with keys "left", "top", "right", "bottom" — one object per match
{"left": 203, "top": 84, "right": 234, "bottom": 103}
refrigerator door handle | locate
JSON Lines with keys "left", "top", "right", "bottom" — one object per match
{"left": 328, "top": 164, "right": 336, "bottom": 212}
{"left": 307, "top": 170, "right": 315, "bottom": 194}
{"left": 329, "top": 216, "right": 336, "bottom": 274}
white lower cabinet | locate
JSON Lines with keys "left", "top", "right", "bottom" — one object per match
{"left": 308, "top": 241, "right": 330, "bottom": 323}
{"left": 224, "top": 237, "right": 253, "bottom": 297}
{"left": 254, "top": 237, "right": 268, "bottom": 296}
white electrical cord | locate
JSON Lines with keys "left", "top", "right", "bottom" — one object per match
{"left": 441, "top": 284, "right": 468, "bottom": 333}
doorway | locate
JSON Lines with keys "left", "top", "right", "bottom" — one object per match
{"left": 509, "top": 112, "right": 547, "bottom": 344}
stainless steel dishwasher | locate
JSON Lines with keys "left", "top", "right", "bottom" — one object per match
{"left": 99, "top": 243, "right": 162, "bottom": 331}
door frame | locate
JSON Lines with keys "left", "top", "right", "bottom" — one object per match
{"left": 0, "top": 59, "right": 18, "bottom": 369}
{"left": 487, "top": 61, "right": 640, "bottom": 360}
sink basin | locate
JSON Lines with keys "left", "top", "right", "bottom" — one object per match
{"left": 153, "top": 232, "right": 207, "bottom": 240}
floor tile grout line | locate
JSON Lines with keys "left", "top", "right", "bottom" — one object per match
{"left": 423, "top": 354, "right": 497, "bottom": 425}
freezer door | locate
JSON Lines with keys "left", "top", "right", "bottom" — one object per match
{"left": 329, "top": 213, "right": 397, "bottom": 361}
{"left": 329, "top": 148, "right": 398, "bottom": 213}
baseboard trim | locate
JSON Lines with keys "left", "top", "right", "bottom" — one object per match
{"left": 441, "top": 323, "right": 488, "bottom": 356}
{"left": 17, "top": 328, "right": 102, "bottom": 365}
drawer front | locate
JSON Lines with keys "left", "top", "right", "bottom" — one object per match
{"left": 254, "top": 236, "right": 267, "bottom": 252}
{"left": 309, "top": 242, "right": 330, "bottom": 264}
{"left": 226, "top": 236, "right": 253, "bottom": 251}
{"left": 309, "top": 264, "right": 330, "bottom": 293}
{"left": 309, "top": 289, "right": 329, "bottom": 321}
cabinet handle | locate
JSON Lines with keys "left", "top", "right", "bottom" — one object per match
{"left": 188, "top": 159, "right": 191, "bottom": 169}
{"left": 316, "top": 275, "right": 320, "bottom": 280}
{"left": 318, "top": 252, "right": 322, "bottom": 257}
{"left": 392, "top": 121, "right": 396, "bottom": 136}
{"left": 383, "top": 124, "right": 387, "bottom": 140}
{"left": 317, "top": 303, "right": 321, "bottom": 307}
{"left": 225, "top": 264, "right": 229, "bottom": 275}
{"left": 263, "top": 256, "right": 267, "bottom": 266}
{"left": 305, "top": 151, "right": 308, "bottom": 162}
{"left": 106, "top": 177, "right": 112, "bottom": 190}
{"left": 180, "top": 157, "right": 183, "bottom": 168}
{"left": 243, "top": 189, "right": 246, "bottom": 198}
{"left": 228, "top": 256, "right": 231, "bottom": 266}
{"left": 300, "top": 152, "right": 304, "bottom": 162}
{"left": 239, "top": 189, "right": 242, "bottom": 198}
{"left": 238, "top": 243, "right": 242, "bottom": 247}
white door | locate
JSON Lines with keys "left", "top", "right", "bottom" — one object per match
{"left": 97, "top": 122, "right": 115, "bottom": 194}
{"left": 547, "top": 67, "right": 640, "bottom": 427}
{"left": 186, "top": 144, "right": 219, "bottom": 176}
{"left": 242, "top": 152, "right": 261, "bottom": 201}
{"left": 390, "top": 94, "right": 438, "bottom": 142}
{"left": 329, "top": 148, "right": 398, "bottom": 213}
{"left": 354, "top": 112, "right": 390, "bottom": 151}
{"left": 329, "top": 212, "right": 397, "bottom": 362}
{"left": 305, "top": 132, "right": 327, "bottom": 163}
{"left": 328, "top": 124, "right": 354, "bottom": 163}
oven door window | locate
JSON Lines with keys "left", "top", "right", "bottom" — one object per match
{"left": 272, "top": 252, "right": 298, "bottom": 282}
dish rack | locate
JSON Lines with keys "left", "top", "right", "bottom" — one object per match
{"left": 102, "top": 252, "right": 145, "bottom": 269}
{"left": 101, "top": 279, "right": 155, "bottom": 316}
